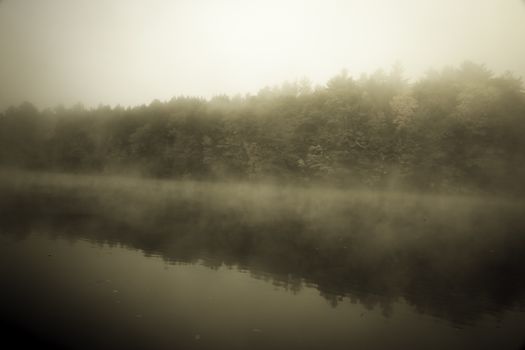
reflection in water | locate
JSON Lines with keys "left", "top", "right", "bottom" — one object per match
{"left": 1, "top": 172, "right": 525, "bottom": 349}
{"left": 5, "top": 234, "right": 525, "bottom": 350}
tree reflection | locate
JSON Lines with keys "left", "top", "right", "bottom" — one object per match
{"left": 1, "top": 177, "right": 524, "bottom": 326}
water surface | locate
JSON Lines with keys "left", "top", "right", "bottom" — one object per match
{"left": 1, "top": 171, "right": 524, "bottom": 349}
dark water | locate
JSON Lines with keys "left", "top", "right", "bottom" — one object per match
{"left": 1, "top": 172, "right": 525, "bottom": 349}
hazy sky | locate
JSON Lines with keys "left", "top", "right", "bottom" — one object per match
{"left": 1, "top": 0, "right": 524, "bottom": 110}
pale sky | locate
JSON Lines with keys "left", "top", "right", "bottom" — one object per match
{"left": 1, "top": 0, "right": 524, "bottom": 110}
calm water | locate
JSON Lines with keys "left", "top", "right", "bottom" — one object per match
{"left": 1, "top": 172, "right": 525, "bottom": 349}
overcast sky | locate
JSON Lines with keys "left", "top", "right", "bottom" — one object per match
{"left": 1, "top": 0, "right": 524, "bottom": 110}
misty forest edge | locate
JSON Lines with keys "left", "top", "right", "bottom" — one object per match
{"left": 1, "top": 62, "right": 525, "bottom": 194}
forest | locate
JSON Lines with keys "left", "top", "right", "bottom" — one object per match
{"left": 1, "top": 62, "right": 524, "bottom": 194}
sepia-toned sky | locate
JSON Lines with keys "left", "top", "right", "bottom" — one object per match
{"left": 1, "top": 0, "right": 524, "bottom": 110}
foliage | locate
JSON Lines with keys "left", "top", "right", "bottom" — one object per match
{"left": 1, "top": 62, "right": 524, "bottom": 193}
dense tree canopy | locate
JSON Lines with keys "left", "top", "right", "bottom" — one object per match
{"left": 1, "top": 62, "right": 524, "bottom": 193}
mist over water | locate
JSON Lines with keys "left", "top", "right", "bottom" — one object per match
{"left": 1, "top": 1, "right": 525, "bottom": 349}
{"left": 1, "top": 170, "right": 525, "bottom": 349}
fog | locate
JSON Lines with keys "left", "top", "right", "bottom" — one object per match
{"left": 1, "top": 169, "right": 524, "bottom": 322}
{"left": 1, "top": 0, "right": 525, "bottom": 110}
{"left": 2, "top": 2, "right": 525, "bottom": 349}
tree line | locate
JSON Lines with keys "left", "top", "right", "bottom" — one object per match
{"left": 1, "top": 62, "right": 524, "bottom": 193}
